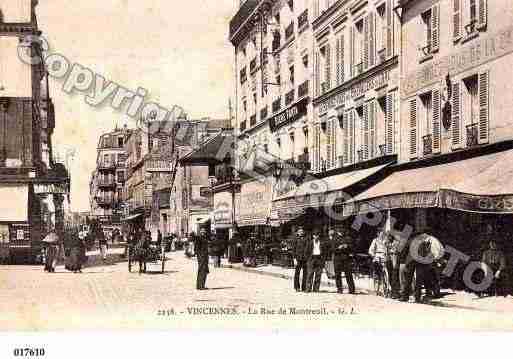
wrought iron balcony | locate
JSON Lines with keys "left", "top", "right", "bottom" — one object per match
{"left": 467, "top": 123, "right": 479, "bottom": 148}
{"left": 421, "top": 44, "right": 432, "bottom": 57}
{"left": 285, "top": 22, "right": 295, "bottom": 41}
{"left": 465, "top": 19, "right": 478, "bottom": 35}
{"left": 379, "top": 143, "right": 387, "bottom": 157}
{"left": 298, "top": 9, "right": 308, "bottom": 29}
{"left": 285, "top": 89, "right": 295, "bottom": 106}
{"left": 98, "top": 178, "right": 116, "bottom": 187}
{"left": 423, "top": 134, "right": 433, "bottom": 156}
{"left": 298, "top": 80, "right": 309, "bottom": 98}
{"left": 250, "top": 114, "right": 257, "bottom": 127}
{"left": 272, "top": 97, "right": 282, "bottom": 113}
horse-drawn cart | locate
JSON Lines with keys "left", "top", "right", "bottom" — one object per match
{"left": 128, "top": 241, "right": 166, "bottom": 274}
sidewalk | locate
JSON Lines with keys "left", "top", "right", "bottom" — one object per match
{"left": 215, "top": 257, "right": 375, "bottom": 293}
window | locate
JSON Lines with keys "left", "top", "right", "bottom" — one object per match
{"left": 420, "top": 92, "right": 433, "bottom": 155}
{"left": 377, "top": 4, "right": 387, "bottom": 61}
{"left": 117, "top": 171, "right": 124, "bottom": 182}
{"left": 289, "top": 65, "right": 294, "bottom": 85}
{"left": 463, "top": 75, "right": 479, "bottom": 147}
{"left": 458, "top": 0, "right": 487, "bottom": 40}
{"left": 118, "top": 137, "right": 123, "bottom": 147}
{"left": 420, "top": 6, "right": 439, "bottom": 58}
{"left": 320, "top": 44, "right": 331, "bottom": 93}
{"left": 352, "top": 19, "right": 364, "bottom": 75}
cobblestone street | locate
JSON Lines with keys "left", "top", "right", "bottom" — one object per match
{"left": 1, "top": 251, "right": 513, "bottom": 331}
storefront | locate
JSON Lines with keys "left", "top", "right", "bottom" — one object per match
{"left": 342, "top": 146, "right": 513, "bottom": 289}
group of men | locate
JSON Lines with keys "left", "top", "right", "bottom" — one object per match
{"left": 292, "top": 226, "right": 355, "bottom": 294}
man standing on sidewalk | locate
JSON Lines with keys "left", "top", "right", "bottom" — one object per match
{"left": 194, "top": 221, "right": 211, "bottom": 290}
{"left": 292, "top": 226, "right": 308, "bottom": 292}
{"left": 305, "top": 229, "right": 331, "bottom": 293}
{"left": 331, "top": 229, "right": 356, "bottom": 294}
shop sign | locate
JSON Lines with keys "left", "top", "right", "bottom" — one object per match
{"left": 403, "top": 24, "right": 513, "bottom": 96}
{"left": 269, "top": 97, "right": 308, "bottom": 132}
{"left": 213, "top": 191, "right": 233, "bottom": 226}
{"left": 236, "top": 180, "right": 272, "bottom": 223}
{"left": 441, "top": 190, "right": 513, "bottom": 213}
{"left": 34, "top": 183, "right": 68, "bottom": 195}
{"left": 345, "top": 192, "right": 439, "bottom": 216}
{"left": 318, "top": 69, "right": 391, "bottom": 115}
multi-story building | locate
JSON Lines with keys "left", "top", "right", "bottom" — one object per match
{"left": 343, "top": 0, "right": 513, "bottom": 262}
{"left": 89, "top": 125, "right": 131, "bottom": 227}
{"left": 229, "top": 0, "right": 315, "bottom": 242}
{"left": 0, "top": 1, "right": 69, "bottom": 263}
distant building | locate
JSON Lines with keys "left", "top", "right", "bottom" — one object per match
{"left": 89, "top": 125, "right": 132, "bottom": 227}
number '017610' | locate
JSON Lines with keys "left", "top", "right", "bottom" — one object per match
{"left": 13, "top": 348, "right": 45, "bottom": 357}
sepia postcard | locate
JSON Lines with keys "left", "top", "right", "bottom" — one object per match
{"left": 2, "top": 0, "right": 513, "bottom": 356}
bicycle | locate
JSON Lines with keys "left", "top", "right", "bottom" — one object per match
{"left": 372, "top": 258, "right": 391, "bottom": 298}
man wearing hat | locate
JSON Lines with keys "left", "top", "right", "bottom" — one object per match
{"left": 305, "top": 229, "right": 331, "bottom": 292}
{"left": 194, "top": 220, "right": 211, "bottom": 290}
{"left": 330, "top": 228, "right": 356, "bottom": 294}
{"left": 482, "top": 239, "right": 507, "bottom": 296}
{"left": 292, "top": 226, "right": 309, "bottom": 292}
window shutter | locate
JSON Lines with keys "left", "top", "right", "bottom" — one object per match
{"left": 363, "top": 103, "right": 369, "bottom": 160}
{"left": 315, "top": 51, "right": 320, "bottom": 97}
{"left": 386, "top": 92, "right": 394, "bottom": 154}
{"left": 336, "top": 37, "right": 341, "bottom": 86}
{"left": 326, "top": 119, "right": 332, "bottom": 169}
{"left": 369, "top": 100, "right": 376, "bottom": 158}
{"left": 409, "top": 98, "right": 418, "bottom": 158}
{"left": 431, "top": 5, "right": 440, "bottom": 52}
{"left": 332, "top": 118, "right": 337, "bottom": 167}
{"left": 350, "top": 26, "right": 355, "bottom": 77}
{"left": 316, "top": 124, "right": 321, "bottom": 172}
{"left": 325, "top": 43, "right": 331, "bottom": 90}
{"left": 336, "top": 35, "right": 345, "bottom": 86}
{"left": 452, "top": 82, "right": 461, "bottom": 148}
{"left": 386, "top": 0, "right": 393, "bottom": 58}
{"left": 364, "top": 16, "right": 369, "bottom": 70}
{"left": 478, "top": 71, "right": 489, "bottom": 144}
{"left": 369, "top": 12, "right": 375, "bottom": 68}
{"left": 478, "top": 0, "right": 487, "bottom": 29}
{"left": 343, "top": 112, "right": 349, "bottom": 164}
{"left": 453, "top": 0, "right": 461, "bottom": 41}
{"left": 432, "top": 89, "right": 441, "bottom": 153}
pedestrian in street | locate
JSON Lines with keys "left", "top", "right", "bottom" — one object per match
{"left": 292, "top": 226, "right": 309, "bottom": 292}
{"left": 305, "top": 229, "right": 331, "bottom": 293}
{"left": 98, "top": 228, "right": 108, "bottom": 262}
{"left": 481, "top": 239, "right": 507, "bottom": 296}
{"left": 194, "top": 222, "right": 211, "bottom": 290}
{"left": 369, "top": 227, "right": 398, "bottom": 297}
{"left": 330, "top": 228, "right": 356, "bottom": 294}
{"left": 68, "top": 234, "right": 85, "bottom": 273}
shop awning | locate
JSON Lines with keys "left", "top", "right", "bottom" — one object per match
{"left": 0, "top": 184, "right": 28, "bottom": 222}
{"left": 344, "top": 149, "right": 513, "bottom": 215}
{"left": 272, "top": 162, "right": 392, "bottom": 220}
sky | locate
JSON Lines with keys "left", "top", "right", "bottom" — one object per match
{"left": 37, "top": 0, "right": 236, "bottom": 212}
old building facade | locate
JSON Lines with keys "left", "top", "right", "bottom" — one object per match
{"left": 0, "top": 0, "right": 69, "bottom": 263}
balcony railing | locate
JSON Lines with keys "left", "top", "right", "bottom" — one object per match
{"left": 285, "top": 89, "right": 295, "bottom": 106}
{"left": 423, "top": 134, "right": 433, "bottom": 156}
{"left": 272, "top": 98, "right": 282, "bottom": 113}
{"left": 298, "top": 80, "right": 309, "bottom": 98}
{"left": 98, "top": 162, "right": 115, "bottom": 170}
{"left": 285, "top": 22, "right": 294, "bottom": 41}
{"left": 466, "top": 123, "right": 479, "bottom": 148}
{"left": 260, "top": 107, "right": 268, "bottom": 121}
{"left": 250, "top": 114, "right": 257, "bottom": 127}
{"left": 298, "top": 9, "right": 308, "bottom": 29}
{"left": 98, "top": 178, "right": 115, "bottom": 187}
